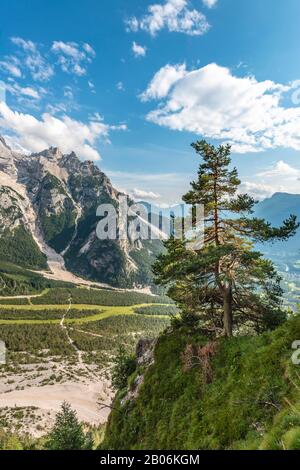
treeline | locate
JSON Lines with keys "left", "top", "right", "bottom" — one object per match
{"left": 134, "top": 305, "right": 179, "bottom": 316}
{"left": 0, "top": 308, "right": 102, "bottom": 321}
{"left": 0, "top": 261, "right": 73, "bottom": 297}
{"left": 31, "top": 287, "right": 172, "bottom": 306}
{"left": 0, "top": 226, "right": 48, "bottom": 270}
{"left": 0, "top": 298, "right": 29, "bottom": 305}
{"left": 0, "top": 324, "right": 74, "bottom": 356}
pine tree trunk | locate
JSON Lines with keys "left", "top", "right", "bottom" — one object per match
{"left": 223, "top": 286, "right": 233, "bottom": 337}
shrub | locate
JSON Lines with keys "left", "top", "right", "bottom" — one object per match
{"left": 111, "top": 346, "right": 137, "bottom": 391}
{"left": 45, "top": 402, "right": 93, "bottom": 450}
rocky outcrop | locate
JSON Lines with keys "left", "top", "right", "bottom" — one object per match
{"left": 121, "top": 338, "right": 157, "bottom": 406}
{"left": 136, "top": 338, "right": 156, "bottom": 366}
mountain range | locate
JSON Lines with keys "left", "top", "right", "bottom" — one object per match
{"left": 0, "top": 136, "right": 162, "bottom": 288}
{"left": 0, "top": 135, "right": 299, "bottom": 289}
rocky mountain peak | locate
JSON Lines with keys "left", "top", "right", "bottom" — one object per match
{"left": 59, "top": 151, "right": 81, "bottom": 174}
{"left": 31, "top": 146, "right": 63, "bottom": 161}
{"left": 0, "top": 135, "right": 11, "bottom": 150}
{"left": 80, "top": 159, "right": 103, "bottom": 176}
{"left": 0, "top": 135, "right": 18, "bottom": 177}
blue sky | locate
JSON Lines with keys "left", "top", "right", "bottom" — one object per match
{"left": 1, "top": 0, "right": 300, "bottom": 204}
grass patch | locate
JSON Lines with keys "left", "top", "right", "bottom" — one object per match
{"left": 102, "top": 315, "right": 300, "bottom": 450}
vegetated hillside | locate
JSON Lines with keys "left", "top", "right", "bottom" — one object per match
{"left": 0, "top": 261, "right": 72, "bottom": 297}
{"left": 103, "top": 316, "right": 300, "bottom": 450}
{"left": 0, "top": 187, "right": 47, "bottom": 270}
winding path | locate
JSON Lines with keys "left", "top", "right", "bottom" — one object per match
{"left": 59, "top": 295, "right": 84, "bottom": 365}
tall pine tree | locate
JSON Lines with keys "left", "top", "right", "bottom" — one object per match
{"left": 154, "top": 141, "right": 298, "bottom": 337}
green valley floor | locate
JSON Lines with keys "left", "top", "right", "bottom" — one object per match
{"left": 0, "top": 287, "right": 172, "bottom": 438}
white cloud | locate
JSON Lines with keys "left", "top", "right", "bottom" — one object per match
{"left": 0, "top": 102, "right": 126, "bottom": 161}
{"left": 11, "top": 37, "right": 36, "bottom": 52}
{"left": 141, "top": 62, "right": 300, "bottom": 153}
{"left": 46, "top": 103, "right": 68, "bottom": 114}
{"left": 6, "top": 82, "right": 40, "bottom": 100}
{"left": 107, "top": 170, "right": 184, "bottom": 182}
{"left": 25, "top": 54, "right": 54, "bottom": 81}
{"left": 106, "top": 169, "right": 189, "bottom": 205}
{"left": 132, "top": 188, "right": 161, "bottom": 200}
{"left": 88, "top": 81, "right": 96, "bottom": 93}
{"left": 116, "top": 81, "right": 125, "bottom": 91}
{"left": 9, "top": 37, "right": 95, "bottom": 81}
{"left": 132, "top": 42, "right": 147, "bottom": 58}
{"left": 140, "top": 63, "right": 187, "bottom": 101}
{"left": 52, "top": 41, "right": 84, "bottom": 59}
{"left": 11, "top": 37, "right": 54, "bottom": 82}
{"left": 126, "top": 0, "right": 209, "bottom": 36}
{"left": 51, "top": 41, "right": 96, "bottom": 76}
{"left": 258, "top": 161, "right": 299, "bottom": 178}
{"left": 0, "top": 56, "right": 22, "bottom": 78}
{"left": 63, "top": 86, "right": 74, "bottom": 99}
{"left": 83, "top": 43, "right": 96, "bottom": 57}
{"left": 241, "top": 161, "right": 300, "bottom": 200}
{"left": 202, "top": 0, "right": 218, "bottom": 8}
{"left": 239, "top": 182, "right": 276, "bottom": 200}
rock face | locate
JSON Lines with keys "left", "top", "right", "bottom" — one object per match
{"left": 121, "top": 338, "right": 157, "bottom": 406}
{"left": 136, "top": 338, "right": 156, "bottom": 366}
{"left": 0, "top": 136, "right": 162, "bottom": 287}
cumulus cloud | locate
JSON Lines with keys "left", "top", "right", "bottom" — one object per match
{"left": 11, "top": 37, "right": 54, "bottom": 82}
{"left": 0, "top": 101, "right": 126, "bottom": 161}
{"left": 125, "top": 0, "right": 209, "bottom": 36}
{"left": 202, "top": 0, "right": 218, "bottom": 8}
{"left": 132, "top": 188, "right": 161, "bottom": 200}
{"left": 140, "top": 63, "right": 187, "bottom": 101}
{"left": 132, "top": 42, "right": 147, "bottom": 58}
{"left": 141, "top": 62, "right": 300, "bottom": 153}
{"left": 51, "top": 41, "right": 96, "bottom": 76}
